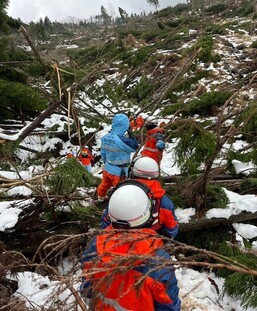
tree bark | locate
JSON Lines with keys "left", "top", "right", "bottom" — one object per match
{"left": 19, "top": 99, "right": 63, "bottom": 140}
{"left": 179, "top": 211, "right": 257, "bottom": 232}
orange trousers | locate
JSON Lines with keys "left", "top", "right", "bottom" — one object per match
{"left": 97, "top": 170, "right": 121, "bottom": 198}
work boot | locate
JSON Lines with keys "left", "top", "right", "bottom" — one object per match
{"left": 97, "top": 196, "right": 107, "bottom": 203}
{"left": 93, "top": 196, "right": 109, "bottom": 207}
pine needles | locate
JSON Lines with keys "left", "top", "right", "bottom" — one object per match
{"left": 225, "top": 270, "right": 257, "bottom": 309}
{"left": 47, "top": 158, "right": 95, "bottom": 195}
{"left": 175, "top": 120, "right": 216, "bottom": 175}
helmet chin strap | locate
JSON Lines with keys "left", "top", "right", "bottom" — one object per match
{"left": 142, "top": 215, "right": 154, "bottom": 228}
{"left": 146, "top": 124, "right": 157, "bottom": 131}
{"left": 112, "top": 220, "right": 131, "bottom": 229}
{"left": 112, "top": 214, "right": 154, "bottom": 229}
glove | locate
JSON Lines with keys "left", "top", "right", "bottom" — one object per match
{"left": 156, "top": 140, "right": 165, "bottom": 151}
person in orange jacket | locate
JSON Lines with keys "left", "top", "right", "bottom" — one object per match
{"left": 66, "top": 147, "right": 76, "bottom": 158}
{"left": 129, "top": 116, "right": 136, "bottom": 131}
{"left": 101, "top": 156, "right": 179, "bottom": 239}
{"left": 135, "top": 114, "right": 145, "bottom": 130}
{"left": 141, "top": 116, "right": 165, "bottom": 164}
{"left": 78, "top": 146, "right": 94, "bottom": 173}
{"left": 160, "top": 121, "right": 167, "bottom": 128}
{"left": 81, "top": 183, "right": 181, "bottom": 311}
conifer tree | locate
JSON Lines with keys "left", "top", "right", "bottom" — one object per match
{"left": 146, "top": 0, "right": 159, "bottom": 11}
{"left": 101, "top": 5, "right": 111, "bottom": 25}
{"left": 118, "top": 7, "right": 128, "bottom": 20}
{"left": 0, "top": 0, "right": 9, "bottom": 33}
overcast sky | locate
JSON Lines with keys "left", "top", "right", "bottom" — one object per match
{"left": 7, "top": 0, "right": 187, "bottom": 23}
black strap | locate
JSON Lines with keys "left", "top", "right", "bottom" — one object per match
{"left": 119, "top": 166, "right": 126, "bottom": 181}
{"left": 114, "top": 179, "right": 152, "bottom": 196}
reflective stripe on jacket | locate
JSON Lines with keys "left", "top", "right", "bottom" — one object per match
{"left": 101, "top": 114, "right": 138, "bottom": 177}
{"left": 141, "top": 127, "right": 164, "bottom": 163}
{"left": 81, "top": 228, "right": 181, "bottom": 311}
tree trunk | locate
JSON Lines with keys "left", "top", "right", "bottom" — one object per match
{"left": 19, "top": 99, "right": 63, "bottom": 140}
{"left": 179, "top": 211, "right": 257, "bottom": 232}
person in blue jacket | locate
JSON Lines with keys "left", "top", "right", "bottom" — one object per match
{"left": 96, "top": 113, "right": 138, "bottom": 203}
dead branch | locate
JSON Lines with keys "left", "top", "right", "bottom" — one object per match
{"left": 0, "top": 172, "right": 50, "bottom": 188}
{"left": 76, "top": 95, "right": 109, "bottom": 118}
{"left": 18, "top": 26, "right": 49, "bottom": 72}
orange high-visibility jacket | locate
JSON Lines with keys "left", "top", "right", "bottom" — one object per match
{"left": 129, "top": 118, "right": 136, "bottom": 131}
{"left": 81, "top": 228, "right": 181, "bottom": 311}
{"left": 78, "top": 148, "right": 94, "bottom": 165}
{"left": 141, "top": 127, "right": 165, "bottom": 163}
{"left": 135, "top": 115, "right": 145, "bottom": 130}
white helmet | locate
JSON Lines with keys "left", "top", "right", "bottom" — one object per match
{"left": 132, "top": 157, "right": 159, "bottom": 179}
{"left": 145, "top": 116, "right": 158, "bottom": 127}
{"left": 108, "top": 184, "right": 152, "bottom": 228}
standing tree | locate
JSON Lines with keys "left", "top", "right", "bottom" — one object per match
{"left": 100, "top": 5, "right": 111, "bottom": 25}
{"left": 118, "top": 7, "right": 128, "bottom": 20}
{"left": 146, "top": 0, "right": 159, "bottom": 12}
{"left": 0, "top": 0, "right": 9, "bottom": 33}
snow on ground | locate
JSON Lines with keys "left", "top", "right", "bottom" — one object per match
{"left": 2, "top": 25, "right": 257, "bottom": 307}
{"left": 11, "top": 263, "right": 257, "bottom": 311}
{"left": 12, "top": 271, "right": 81, "bottom": 309}
{"left": 1, "top": 149, "right": 257, "bottom": 309}
{"left": 232, "top": 159, "right": 257, "bottom": 176}
{"left": 0, "top": 199, "right": 33, "bottom": 231}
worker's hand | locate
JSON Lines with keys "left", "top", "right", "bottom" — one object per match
{"left": 156, "top": 140, "right": 165, "bottom": 151}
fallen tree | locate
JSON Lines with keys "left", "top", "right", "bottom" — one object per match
{"left": 179, "top": 211, "right": 257, "bottom": 232}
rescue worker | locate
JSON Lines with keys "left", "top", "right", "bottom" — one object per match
{"left": 101, "top": 156, "right": 179, "bottom": 239}
{"left": 160, "top": 121, "right": 167, "bottom": 128}
{"left": 66, "top": 147, "right": 76, "bottom": 158}
{"left": 81, "top": 183, "right": 181, "bottom": 311}
{"left": 78, "top": 145, "right": 94, "bottom": 173}
{"left": 129, "top": 116, "right": 136, "bottom": 131}
{"left": 96, "top": 113, "right": 138, "bottom": 203}
{"left": 135, "top": 114, "right": 145, "bottom": 130}
{"left": 141, "top": 116, "right": 165, "bottom": 164}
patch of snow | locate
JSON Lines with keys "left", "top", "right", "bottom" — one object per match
{"left": 56, "top": 44, "right": 79, "bottom": 49}
{"left": 233, "top": 223, "right": 257, "bottom": 239}
{"left": 176, "top": 208, "right": 196, "bottom": 223}
{"left": 232, "top": 159, "right": 256, "bottom": 175}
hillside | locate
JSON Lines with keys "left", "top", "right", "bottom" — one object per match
{"left": 1, "top": 1, "right": 257, "bottom": 310}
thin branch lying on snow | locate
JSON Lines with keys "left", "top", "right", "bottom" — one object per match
{"left": 0, "top": 172, "right": 50, "bottom": 189}
{"left": 0, "top": 230, "right": 256, "bottom": 309}
{"left": 135, "top": 48, "right": 201, "bottom": 117}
